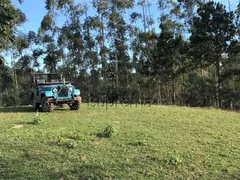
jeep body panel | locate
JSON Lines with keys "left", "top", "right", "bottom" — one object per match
{"left": 32, "top": 84, "right": 81, "bottom": 102}
{"left": 73, "top": 89, "right": 80, "bottom": 95}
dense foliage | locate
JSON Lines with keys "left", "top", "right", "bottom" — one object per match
{"left": 1, "top": 0, "right": 240, "bottom": 109}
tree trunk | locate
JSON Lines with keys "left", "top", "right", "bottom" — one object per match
{"left": 115, "top": 51, "right": 118, "bottom": 89}
{"left": 170, "top": 56, "right": 175, "bottom": 105}
{"left": 99, "top": 1, "right": 106, "bottom": 83}
{"left": 158, "top": 78, "right": 162, "bottom": 105}
{"left": 0, "top": 93, "right": 2, "bottom": 107}
{"left": 216, "top": 56, "right": 221, "bottom": 108}
{"left": 171, "top": 78, "right": 175, "bottom": 105}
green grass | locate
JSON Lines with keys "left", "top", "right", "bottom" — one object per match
{"left": 0, "top": 104, "right": 240, "bottom": 179}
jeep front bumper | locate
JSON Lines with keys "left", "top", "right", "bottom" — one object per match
{"left": 47, "top": 96, "right": 81, "bottom": 103}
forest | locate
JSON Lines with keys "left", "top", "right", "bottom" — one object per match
{"left": 1, "top": 0, "right": 240, "bottom": 109}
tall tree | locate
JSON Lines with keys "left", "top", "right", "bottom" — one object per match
{"left": 0, "top": 0, "right": 26, "bottom": 51}
{"left": 190, "top": 1, "right": 237, "bottom": 107}
{"left": 107, "top": 0, "right": 134, "bottom": 90}
{"left": 92, "top": 0, "right": 109, "bottom": 83}
{"left": 152, "top": 21, "right": 188, "bottom": 104}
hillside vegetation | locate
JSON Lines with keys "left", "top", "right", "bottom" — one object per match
{"left": 0, "top": 104, "right": 240, "bottom": 179}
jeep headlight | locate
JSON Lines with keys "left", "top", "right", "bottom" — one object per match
{"left": 52, "top": 88, "right": 58, "bottom": 93}
{"left": 68, "top": 87, "right": 73, "bottom": 92}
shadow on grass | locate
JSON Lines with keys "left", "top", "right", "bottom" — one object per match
{"left": 53, "top": 108, "right": 71, "bottom": 111}
{"left": 93, "top": 132, "right": 110, "bottom": 138}
{"left": 95, "top": 132, "right": 104, "bottom": 138}
{"left": 0, "top": 155, "right": 107, "bottom": 179}
{"left": 17, "top": 121, "right": 38, "bottom": 125}
{"left": 0, "top": 106, "right": 72, "bottom": 113}
{"left": 67, "top": 164, "right": 107, "bottom": 179}
{"left": 1, "top": 148, "right": 240, "bottom": 179}
{"left": 0, "top": 106, "right": 34, "bottom": 113}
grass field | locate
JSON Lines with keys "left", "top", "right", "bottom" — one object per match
{"left": 0, "top": 104, "right": 240, "bottom": 179}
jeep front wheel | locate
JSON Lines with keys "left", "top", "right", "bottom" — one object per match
{"left": 70, "top": 96, "right": 81, "bottom": 110}
{"left": 41, "top": 97, "right": 54, "bottom": 112}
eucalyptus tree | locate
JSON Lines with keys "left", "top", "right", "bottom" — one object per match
{"left": 0, "top": 0, "right": 26, "bottom": 51}
{"left": 57, "top": 2, "right": 85, "bottom": 77}
{"left": 2, "top": 32, "right": 30, "bottom": 105}
{"left": 106, "top": 0, "right": 134, "bottom": 92}
{"left": 39, "top": 0, "right": 73, "bottom": 72}
{"left": 0, "top": 0, "right": 26, "bottom": 106}
{"left": 127, "top": 11, "right": 144, "bottom": 97}
{"left": 82, "top": 2, "right": 100, "bottom": 96}
{"left": 0, "top": 65, "right": 14, "bottom": 106}
{"left": 92, "top": 0, "right": 110, "bottom": 83}
{"left": 39, "top": 13, "right": 59, "bottom": 72}
{"left": 131, "top": 0, "right": 160, "bottom": 99}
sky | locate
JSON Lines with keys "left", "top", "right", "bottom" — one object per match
{"left": 12, "top": 0, "right": 47, "bottom": 33}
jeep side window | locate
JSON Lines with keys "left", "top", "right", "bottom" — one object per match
{"left": 37, "top": 79, "right": 46, "bottom": 84}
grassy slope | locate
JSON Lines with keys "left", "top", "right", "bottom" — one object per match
{"left": 0, "top": 104, "right": 240, "bottom": 180}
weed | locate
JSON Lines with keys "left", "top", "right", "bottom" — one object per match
{"left": 65, "top": 131, "right": 86, "bottom": 141}
{"left": 61, "top": 141, "right": 77, "bottom": 149}
{"left": 166, "top": 153, "right": 183, "bottom": 166}
{"left": 102, "top": 124, "right": 116, "bottom": 138}
{"left": 32, "top": 111, "right": 42, "bottom": 125}
{"left": 129, "top": 141, "right": 148, "bottom": 146}
{"left": 57, "top": 137, "right": 77, "bottom": 149}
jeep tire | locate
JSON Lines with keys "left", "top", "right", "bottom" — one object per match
{"left": 41, "top": 97, "right": 54, "bottom": 112}
{"left": 70, "top": 96, "right": 81, "bottom": 110}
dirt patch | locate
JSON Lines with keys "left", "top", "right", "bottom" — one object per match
{"left": 81, "top": 154, "right": 87, "bottom": 161}
{"left": 33, "top": 150, "right": 46, "bottom": 155}
{"left": 12, "top": 125, "right": 24, "bottom": 129}
{"left": 113, "top": 121, "right": 120, "bottom": 124}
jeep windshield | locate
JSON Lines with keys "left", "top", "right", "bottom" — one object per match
{"left": 33, "top": 73, "right": 71, "bottom": 85}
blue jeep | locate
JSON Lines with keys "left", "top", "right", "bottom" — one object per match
{"left": 31, "top": 73, "right": 81, "bottom": 112}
